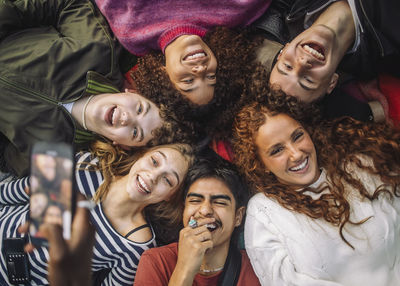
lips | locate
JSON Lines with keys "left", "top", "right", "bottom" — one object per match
{"left": 289, "top": 157, "right": 309, "bottom": 172}
{"left": 302, "top": 43, "right": 325, "bottom": 61}
{"left": 136, "top": 175, "right": 150, "bottom": 195}
{"left": 183, "top": 49, "right": 207, "bottom": 61}
{"left": 105, "top": 106, "right": 117, "bottom": 126}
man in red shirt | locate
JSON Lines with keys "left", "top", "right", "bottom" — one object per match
{"left": 134, "top": 151, "right": 260, "bottom": 286}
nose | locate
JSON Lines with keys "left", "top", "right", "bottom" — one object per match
{"left": 296, "top": 56, "right": 312, "bottom": 70}
{"left": 192, "top": 64, "right": 207, "bottom": 74}
{"left": 120, "top": 112, "right": 128, "bottom": 126}
{"left": 199, "top": 200, "right": 213, "bottom": 217}
{"left": 288, "top": 144, "right": 302, "bottom": 161}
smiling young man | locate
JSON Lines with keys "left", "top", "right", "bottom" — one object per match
{"left": 255, "top": 0, "right": 399, "bottom": 121}
{"left": 134, "top": 152, "right": 260, "bottom": 286}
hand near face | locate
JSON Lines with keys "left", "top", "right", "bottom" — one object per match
{"left": 168, "top": 216, "right": 215, "bottom": 286}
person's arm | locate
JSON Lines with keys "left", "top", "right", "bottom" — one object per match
{"left": 41, "top": 199, "right": 95, "bottom": 286}
{"left": 0, "top": 177, "right": 30, "bottom": 205}
{"left": 0, "top": 0, "right": 69, "bottom": 41}
{"left": 245, "top": 197, "right": 343, "bottom": 286}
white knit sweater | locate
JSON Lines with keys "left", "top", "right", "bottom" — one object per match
{"left": 245, "top": 167, "right": 400, "bottom": 286}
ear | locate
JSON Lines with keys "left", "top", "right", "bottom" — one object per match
{"left": 276, "top": 43, "right": 288, "bottom": 61}
{"left": 234, "top": 206, "right": 246, "bottom": 227}
{"left": 113, "top": 142, "right": 132, "bottom": 151}
{"left": 124, "top": 88, "right": 137, "bottom": 94}
{"left": 326, "top": 73, "right": 339, "bottom": 94}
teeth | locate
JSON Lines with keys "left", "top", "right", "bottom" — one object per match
{"left": 186, "top": 52, "right": 206, "bottom": 60}
{"left": 138, "top": 176, "right": 150, "bottom": 194}
{"left": 111, "top": 107, "right": 116, "bottom": 125}
{"left": 206, "top": 223, "right": 216, "bottom": 229}
{"left": 289, "top": 158, "right": 308, "bottom": 172}
{"left": 304, "top": 45, "right": 325, "bottom": 60}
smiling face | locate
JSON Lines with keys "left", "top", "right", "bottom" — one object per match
{"left": 269, "top": 25, "right": 340, "bottom": 103}
{"left": 255, "top": 113, "right": 320, "bottom": 188}
{"left": 125, "top": 147, "right": 189, "bottom": 205}
{"left": 85, "top": 91, "right": 163, "bottom": 148}
{"left": 165, "top": 35, "right": 218, "bottom": 105}
{"left": 183, "top": 177, "right": 245, "bottom": 250}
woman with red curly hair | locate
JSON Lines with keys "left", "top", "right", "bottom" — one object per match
{"left": 232, "top": 92, "right": 400, "bottom": 286}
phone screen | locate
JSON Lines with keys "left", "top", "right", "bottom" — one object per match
{"left": 29, "top": 142, "right": 74, "bottom": 247}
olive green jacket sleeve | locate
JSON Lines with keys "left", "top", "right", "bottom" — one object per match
{"left": 0, "top": 0, "right": 123, "bottom": 177}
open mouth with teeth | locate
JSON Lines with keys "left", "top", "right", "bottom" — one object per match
{"left": 137, "top": 175, "right": 150, "bottom": 194}
{"left": 289, "top": 157, "right": 309, "bottom": 172}
{"left": 106, "top": 106, "right": 117, "bottom": 126}
{"left": 183, "top": 49, "right": 207, "bottom": 61}
{"left": 302, "top": 43, "right": 325, "bottom": 61}
{"left": 205, "top": 221, "right": 221, "bottom": 232}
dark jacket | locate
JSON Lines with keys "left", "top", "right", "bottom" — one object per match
{"left": 254, "top": 0, "right": 400, "bottom": 79}
{"left": 0, "top": 0, "right": 123, "bottom": 177}
{"left": 253, "top": 0, "right": 400, "bottom": 122}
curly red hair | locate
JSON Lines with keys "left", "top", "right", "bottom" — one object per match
{"left": 233, "top": 92, "right": 400, "bottom": 248}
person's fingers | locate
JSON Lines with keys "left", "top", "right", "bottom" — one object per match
{"left": 70, "top": 202, "right": 95, "bottom": 251}
{"left": 24, "top": 186, "right": 30, "bottom": 195}
{"left": 41, "top": 223, "right": 67, "bottom": 263}
{"left": 187, "top": 217, "right": 215, "bottom": 229}
{"left": 17, "top": 222, "right": 29, "bottom": 234}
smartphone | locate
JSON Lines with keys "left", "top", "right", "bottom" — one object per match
{"left": 29, "top": 142, "right": 75, "bottom": 247}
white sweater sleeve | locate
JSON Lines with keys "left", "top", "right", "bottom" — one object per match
{"left": 245, "top": 194, "right": 343, "bottom": 286}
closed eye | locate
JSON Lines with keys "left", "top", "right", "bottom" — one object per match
{"left": 304, "top": 76, "right": 313, "bottom": 83}
{"left": 214, "top": 200, "right": 228, "bottom": 206}
{"left": 164, "top": 176, "right": 172, "bottom": 187}
{"left": 284, "top": 63, "right": 292, "bottom": 70}
{"left": 270, "top": 145, "right": 284, "bottom": 156}
{"left": 293, "top": 131, "right": 304, "bottom": 141}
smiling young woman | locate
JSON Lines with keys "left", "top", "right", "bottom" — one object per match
{"left": 232, "top": 90, "right": 400, "bottom": 285}
{"left": 0, "top": 142, "right": 195, "bottom": 286}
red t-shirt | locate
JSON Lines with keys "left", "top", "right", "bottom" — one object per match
{"left": 134, "top": 242, "right": 260, "bottom": 286}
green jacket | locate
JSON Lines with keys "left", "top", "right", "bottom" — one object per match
{"left": 0, "top": 0, "right": 123, "bottom": 177}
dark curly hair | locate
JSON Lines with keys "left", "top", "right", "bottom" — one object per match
{"left": 233, "top": 92, "right": 400, "bottom": 248}
{"left": 131, "top": 26, "right": 263, "bottom": 140}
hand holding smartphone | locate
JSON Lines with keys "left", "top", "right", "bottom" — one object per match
{"left": 29, "top": 142, "right": 75, "bottom": 247}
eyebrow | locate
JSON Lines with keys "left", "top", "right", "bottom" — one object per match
{"left": 186, "top": 193, "right": 232, "bottom": 202}
{"left": 157, "top": 151, "right": 180, "bottom": 184}
{"left": 144, "top": 102, "right": 150, "bottom": 116}
{"left": 179, "top": 82, "right": 216, "bottom": 93}
{"left": 138, "top": 127, "right": 144, "bottom": 142}
{"left": 276, "top": 65, "right": 288, "bottom": 76}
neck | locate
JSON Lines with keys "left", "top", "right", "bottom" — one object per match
{"left": 102, "top": 176, "right": 145, "bottom": 221}
{"left": 313, "top": 1, "right": 355, "bottom": 56}
{"left": 71, "top": 95, "right": 94, "bottom": 131}
{"left": 199, "top": 241, "right": 230, "bottom": 276}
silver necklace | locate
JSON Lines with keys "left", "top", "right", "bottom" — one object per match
{"left": 81, "top": 95, "right": 94, "bottom": 130}
{"left": 199, "top": 266, "right": 224, "bottom": 273}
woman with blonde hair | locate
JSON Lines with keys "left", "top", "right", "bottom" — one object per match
{"left": 232, "top": 91, "right": 400, "bottom": 286}
{"left": 0, "top": 142, "right": 194, "bottom": 286}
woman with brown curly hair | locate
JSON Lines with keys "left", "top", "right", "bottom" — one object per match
{"left": 95, "top": 0, "right": 271, "bottom": 105}
{"left": 132, "top": 27, "right": 267, "bottom": 141}
{"left": 232, "top": 94, "right": 400, "bottom": 285}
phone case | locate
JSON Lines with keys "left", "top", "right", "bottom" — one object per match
{"left": 29, "top": 141, "right": 75, "bottom": 247}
